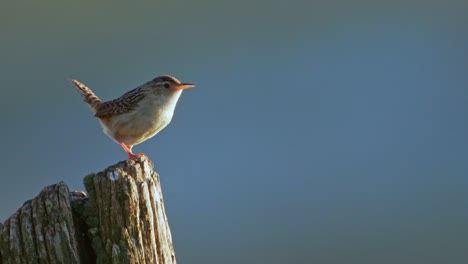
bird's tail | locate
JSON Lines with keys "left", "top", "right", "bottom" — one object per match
{"left": 71, "top": 79, "right": 102, "bottom": 113}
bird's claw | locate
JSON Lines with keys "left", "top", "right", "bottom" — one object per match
{"left": 128, "top": 153, "right": 154, "bottom": 167}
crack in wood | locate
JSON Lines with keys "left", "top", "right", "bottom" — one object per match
{"left": 0, "top": 156, "right": 175, "bottom": 263}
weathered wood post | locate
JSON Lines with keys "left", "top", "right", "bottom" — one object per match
{"left": 0, "top": 156, "right": 176, "bottom": 264}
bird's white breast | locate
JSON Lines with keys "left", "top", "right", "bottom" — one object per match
{"left": 101, "top": 90, "right": 182, "bottom": 146}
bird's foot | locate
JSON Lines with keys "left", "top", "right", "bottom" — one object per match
{"left": 120, "top": 143, "right": 153, "bottom": 166}
{"left": 128, "top": 153, "right": 145, "bottom": 159}
{"left": 128, "top": 153, "right": 154, "bottom": 167}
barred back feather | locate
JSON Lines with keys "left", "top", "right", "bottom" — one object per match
{"left": 94, "top": 87, "right": 146, "bottom": 118}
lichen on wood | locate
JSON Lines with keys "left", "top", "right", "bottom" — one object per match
{"left": 0, "top": 182, "right": 81, "bottom": 264}
{"left": 84, "top": 156, "right": 176, "bottom": 264}
{"left": 0, "top": 156, "right": 176, "bottom": 264}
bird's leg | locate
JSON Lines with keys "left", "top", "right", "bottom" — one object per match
{"left": 119, "top": 143, "right": 153, "bottom": 166}
{"left": 119, "top": 143, "right": 144, "bottom": 159}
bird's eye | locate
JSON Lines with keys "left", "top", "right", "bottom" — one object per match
{"left": 163, "top": 83, "right": 170, "bottom": 89}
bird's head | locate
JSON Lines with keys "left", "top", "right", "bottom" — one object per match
{"left": 149, "top": 75, "right": 194, "bottom": 96}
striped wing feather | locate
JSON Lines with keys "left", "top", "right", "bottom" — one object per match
{"left": 95, "top": 87, "right": 145, "bottom": 118}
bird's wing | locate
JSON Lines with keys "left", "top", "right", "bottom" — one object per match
{"left": 95, "top": 87, "right": 145, "bottom": 118}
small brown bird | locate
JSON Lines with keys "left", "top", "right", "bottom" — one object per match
{"left": 72, "top": 75, "right": 194, "bottom": 159}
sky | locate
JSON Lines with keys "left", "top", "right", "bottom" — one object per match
{"left": 1, "top": 0, "right": 467, "bottom": 263}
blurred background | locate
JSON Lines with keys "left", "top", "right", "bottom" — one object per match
{"left": 1, "top": 0, "right": 467, "bottom": 263}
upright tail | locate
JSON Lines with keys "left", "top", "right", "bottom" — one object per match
{"left": 71, "top": 79, "right": 103, "bottom": 113}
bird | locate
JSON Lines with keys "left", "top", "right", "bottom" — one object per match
{"left": 71, "top": 75, "right": 194, "bottom": 159}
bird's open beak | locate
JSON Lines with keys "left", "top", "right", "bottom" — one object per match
{"left": 176, "top": 83, "right": 195, "bottom": 90}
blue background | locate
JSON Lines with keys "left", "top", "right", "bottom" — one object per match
{"left": 1, "top": 1, "right": 467, "bottom": 263}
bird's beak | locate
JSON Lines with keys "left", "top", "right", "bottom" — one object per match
{"left": 176, "top": 83, "right": 195, "bottom": 90}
